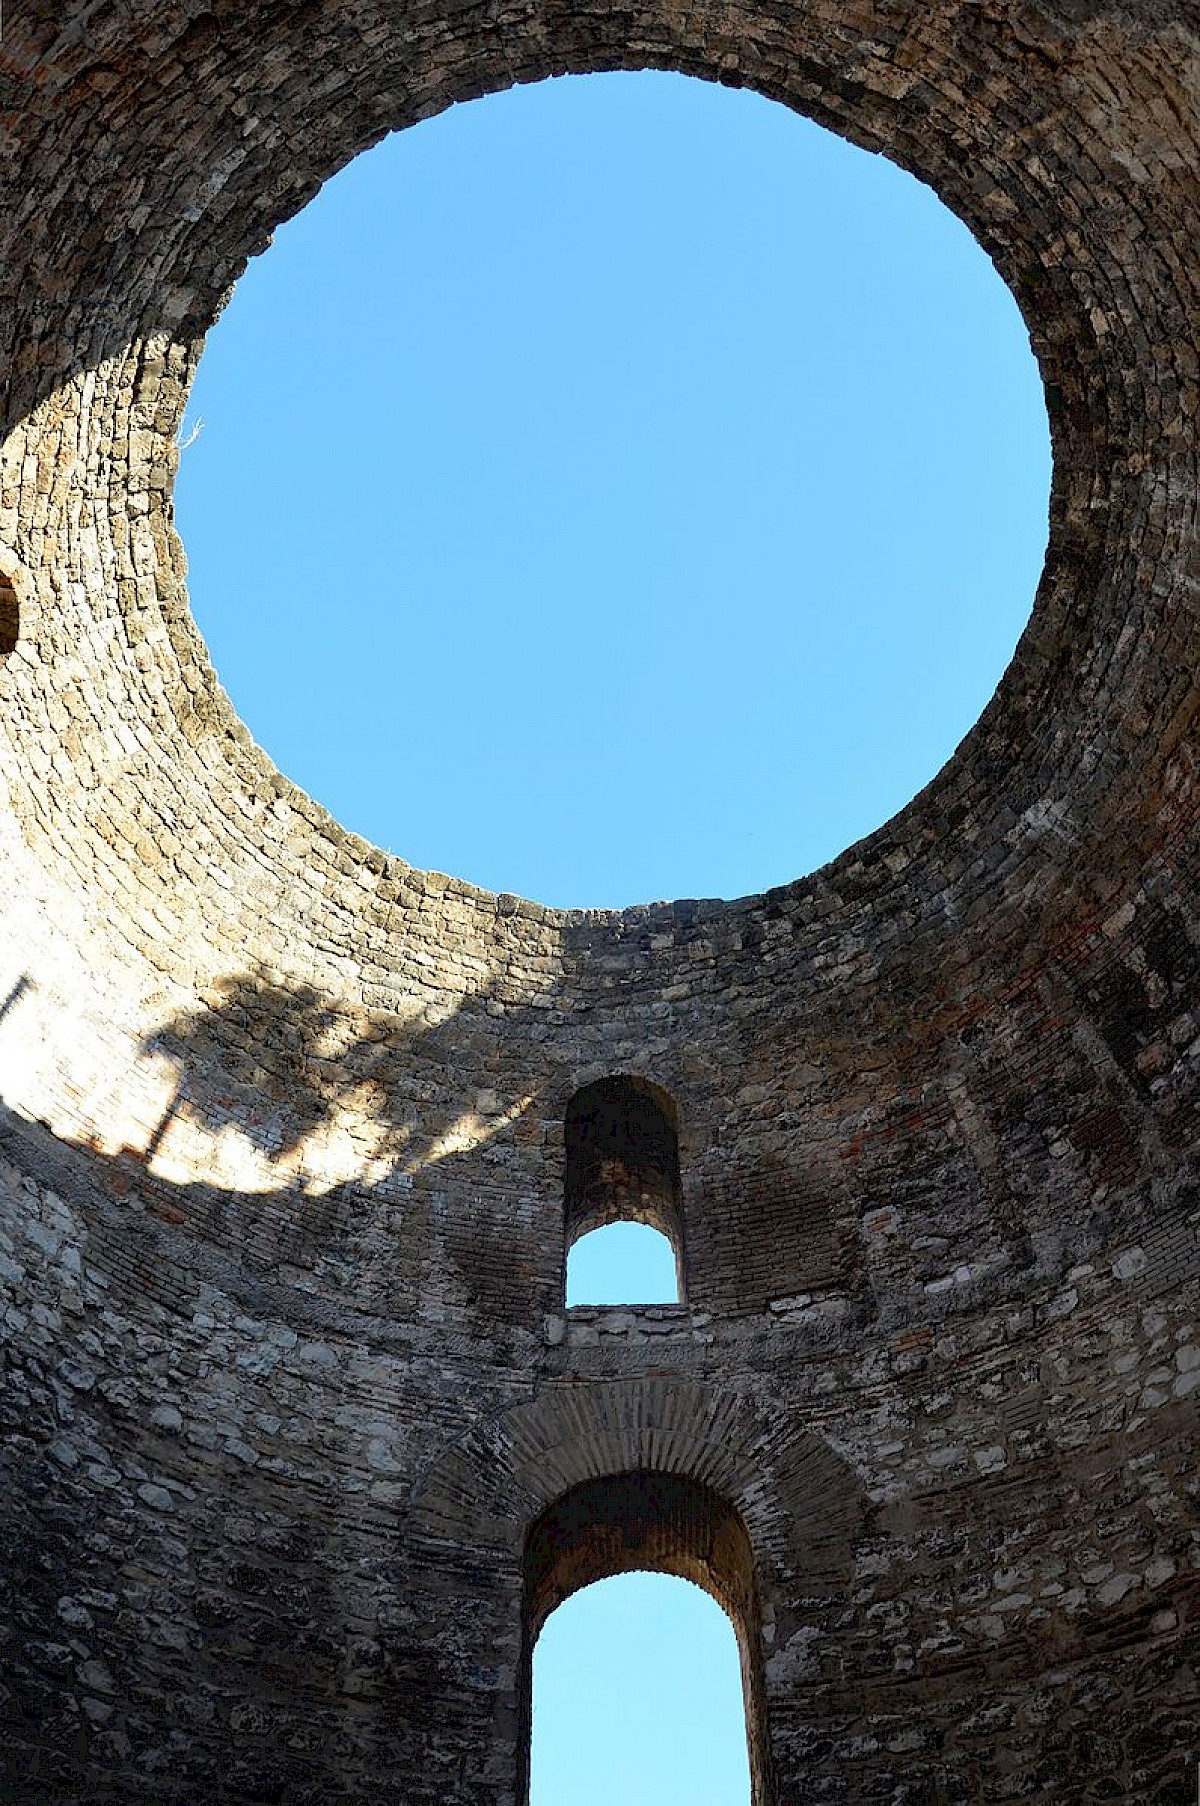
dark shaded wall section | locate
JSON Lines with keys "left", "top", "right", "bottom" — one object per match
{"left": 0, "top": 0, "right": 1196, "bottom": 1801}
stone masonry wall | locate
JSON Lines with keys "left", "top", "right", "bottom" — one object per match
{"left": 0, "top": 0, "right": 1196, "bottom": 1801}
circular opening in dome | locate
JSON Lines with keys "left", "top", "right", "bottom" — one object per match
{"left": 176, "top": 71, "right": 1050, "bottom": 911}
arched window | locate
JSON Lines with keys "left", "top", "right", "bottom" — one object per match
{"left": 529, "top": 1571, "right": 751, "bottom": 1805}
{"left": 563, "top": 1077, "right": 684, "bottom": 1303}
{"left": 521, "top": 1471, "right": 769, "bottom": 1805}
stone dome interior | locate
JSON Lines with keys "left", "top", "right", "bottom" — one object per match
{"left": 0, "top": 2, "right": 1196, "bottom": 1801}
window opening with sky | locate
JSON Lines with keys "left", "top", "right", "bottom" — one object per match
{"left": 530, "top": 1573, "right": 752, "bottom": 1806}
{"left": 563, "top": 1076, "right": 684, "bottom": 1304}
{"left": 566, "top": 1219, "right": 680, "bottom": 1306}
{"left": 524, "top": 1471, "right": 766, "bottom": 1805}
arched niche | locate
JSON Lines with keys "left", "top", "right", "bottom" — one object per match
{"left": 0, "top": 576, "right": 17, "bottom": 660}
{"left": 0, "top": 551, "right": 25, "bottom": 663}
{"left": 564, "top": 1076, "right": 684, "bottom": 1297}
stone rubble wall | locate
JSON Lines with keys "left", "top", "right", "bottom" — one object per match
{"left": 0, "top": 0, "right": 1196, "bottom": 1800}
{"left": 1, "top": 1120, "right": 1195, "bottom": 1802}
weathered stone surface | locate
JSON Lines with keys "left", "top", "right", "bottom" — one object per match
{"left": 0, "top": 0, "right": 1197, "bottom": 1802}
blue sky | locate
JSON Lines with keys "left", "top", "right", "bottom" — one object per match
{"left": 176, "top": 69, "right": 1050, "bottom": 1802}
{"left": 533, "top": 1569, "right": 751, "bottom": 1805}
{"left": 177, "top": 70, "right": 1049, "bottom": 915}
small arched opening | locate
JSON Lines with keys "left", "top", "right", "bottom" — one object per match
{"left": 563, "top": 1076, "right": 683, "bottom": 1304}
{"left": 0, "top": 571, "right": 19, "bottom": 660}
{"left": 520, "top": 1469, "right": 771, "bottom": 1805}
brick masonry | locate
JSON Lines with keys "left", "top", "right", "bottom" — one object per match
{"left": 0, "top": 1, "right": 1196, "bottom": 1801}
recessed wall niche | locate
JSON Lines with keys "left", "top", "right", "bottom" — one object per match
{"left": 563, "top": 1074, "right": 684, "bottom": 1304}
{"left": 0, "top": 571, "right": 19, "bottom": 659}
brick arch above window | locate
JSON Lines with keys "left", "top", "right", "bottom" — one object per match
{"left": 408, "top": 1375, "right": 866, "bottom": 1589}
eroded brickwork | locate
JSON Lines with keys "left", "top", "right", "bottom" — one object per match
{"left": 0, "top": 1, "right": 1196, "bottom": 1801}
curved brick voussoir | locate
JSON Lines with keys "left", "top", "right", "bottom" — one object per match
{"left": 410, "top": 1376, "right": 867, "bottom": 1581}
{"left": 0, "top": 1, "right": 1197, "bottom": 1801}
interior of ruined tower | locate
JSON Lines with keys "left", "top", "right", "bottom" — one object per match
{"left": 0, "top": 3, "right": 1196, "bottom": 1803}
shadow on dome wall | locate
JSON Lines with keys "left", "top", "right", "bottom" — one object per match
{"left": 2, "top": 930, "right": 1189, "bottom": 1337}
{"left": 0, "top": 976, "right": 33, "bottom": 1029}
{"left": 136, "top": 968, "right": 538, "bottom": 1186}
{"left": 107, "top": 969, "right": 560, "bottom": 1323}
{"left": 107, "top": 971, "right": 862, "bottom": 1328}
